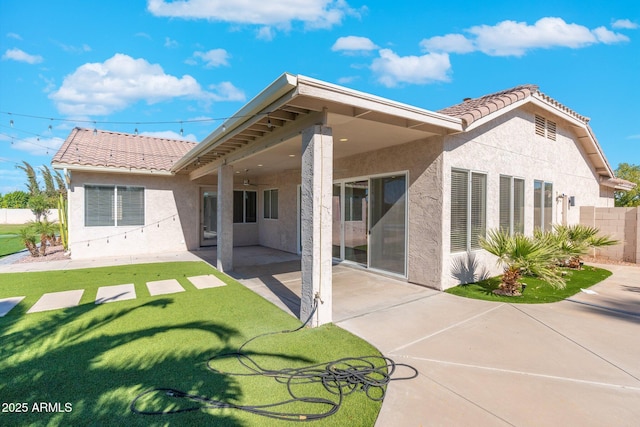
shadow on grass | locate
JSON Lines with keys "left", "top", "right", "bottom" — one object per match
{"left": 0, "top": 295, "right": 313, "bottom": 426}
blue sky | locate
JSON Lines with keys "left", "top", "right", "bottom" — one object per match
{"left": 1, "top": 0, "right": 638, "bottom": 194}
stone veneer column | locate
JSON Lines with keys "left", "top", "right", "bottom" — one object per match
{"left": 217, "top": 164, "right": 233, "bottom": 272}
{"left": 300, "top": 125, "right": 333, "bottom": 327}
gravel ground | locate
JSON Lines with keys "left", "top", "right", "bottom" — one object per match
{"left": 13, "top": 245, "right": 70, "bottom": 264}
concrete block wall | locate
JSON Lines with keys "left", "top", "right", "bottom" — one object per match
{"left": 580, "top": 206, "right": 638, "bottom": 263}
{"left": 0, "top": 208, "right": 60, "bottom": 224}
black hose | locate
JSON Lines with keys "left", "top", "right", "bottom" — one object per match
{"left": 130, "top": 299, "right": 418, "bottom": 421}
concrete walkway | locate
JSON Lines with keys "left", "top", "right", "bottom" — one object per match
{"left": 234, "top": 258, "right": 640, "bottom": 427}
{"left": 2, "top": 249, "right": 639, "bottom": 425}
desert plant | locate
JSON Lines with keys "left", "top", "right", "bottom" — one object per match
{"left": 480, "top": 229, "right": 565, "bottom": 295}
{"left": 31, "top": 219, "right": 58, "bottom": 256}
{"left": 57, "top": 192, "right": 68, "bottom": 250}
{"left": 17, "top": 226, "right": 39, "bottom": 257}
{"left": 552, "top": 224, "right": 618, "bottom": 268}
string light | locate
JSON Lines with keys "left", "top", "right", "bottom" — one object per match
{"left": 68, "top": 213, "right": 178, "bottom": 247}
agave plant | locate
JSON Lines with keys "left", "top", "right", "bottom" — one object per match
{"left": 552, "top": 224, "right": 618, "bottom": 268}
{"left": 480, "top": 229, "right": 565, "bottom": 295}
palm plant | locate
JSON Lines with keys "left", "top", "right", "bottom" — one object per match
{"left": 551, "top": 224, "right": 618, "bottom": 268}
{"left": 18, "top": 226, "right": 39, "bottom": 257}
{"left": 31, "top": 219, "right": 58, "bottom": 256}
{"left": 480, "top": 229, "right": 565, "bottom": 295}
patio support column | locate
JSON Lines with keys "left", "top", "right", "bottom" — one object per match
{"left": 300, "top": 124, "right": 333, "bottom": 327}
{"left": 217, "top": 164, "right": 233, "bottom": 272}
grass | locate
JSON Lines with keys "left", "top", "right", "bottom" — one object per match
{"left": 0, "top": 223, "right": 33, "bottom": 258}
{"left": 445, "top": 265, "right": 612, "bottom": 303}
{"left": 0, "top": 262, "right": 383, "bottom": 426}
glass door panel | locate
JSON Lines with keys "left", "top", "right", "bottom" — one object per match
{"left": 332, "top": 184, "right": 342, "bottom": 258}
{"left": 344, "top": 180, "right": 368, "bottom": 265}
{"left": 370, "top": 175, "right": 406, "bottom": 275}
{"left": 200, "top": 188, "right": 217, "bottom": 246}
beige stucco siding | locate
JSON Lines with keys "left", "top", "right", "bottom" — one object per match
{"left": 441, "top": 107, "right": 611, "bottom": 289}
{"left": 67, "top": 171, "right": 199, "bottom": 259}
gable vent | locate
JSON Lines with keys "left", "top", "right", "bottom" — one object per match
{"left": 535, "top": 114, "right": 556, "bottom": 141}
{"left": 535, "top": 115, "right": 546, "bottom": 137}
{"left": 547, "top": 120, "right": 556, "bottom": 141}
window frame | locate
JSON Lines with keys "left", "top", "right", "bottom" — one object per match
{"left": 233, "top": 190, "right": 257, "bottom": 224}
{"left": 263, "top": 188, "right": 279, "bottom": 220}
{"left": 450, "top": 168, "right": 487, "bottom": 253}
{"left": 499, "top": 175, "right": 525, "bottom": 235}
{"left": 534, "top": 180, "right": 554, "bottom": 232}
{"left": 84, "top": 184, "right": 145, "bottom": 227}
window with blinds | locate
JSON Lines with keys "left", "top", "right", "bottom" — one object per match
{"left": 534, "top": 180, "right": 553, "bottom": 231}
{"left": 499, "top": 176, "right": 525, "bottom": 235}
{"left": 85, "top": 185, "right": 144, "bottom": 226}
{"left": 451, "top": 169, "right": 486, "bottom": 252}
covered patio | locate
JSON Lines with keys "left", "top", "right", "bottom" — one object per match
{"left": 195, "top": 245, "right": 436, "bottom": 323}
{"left": 172, "top": 73, "right": 461, "bottom": 326}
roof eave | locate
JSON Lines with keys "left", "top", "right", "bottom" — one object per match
{"left": 52, "top": 162, "right": 174, "bottom": 176}
{"left": 172, "top": 73, "right": 299, "bottom": 173}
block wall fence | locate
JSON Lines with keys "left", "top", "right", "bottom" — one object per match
{"left": 580, "top": 206, "right": 639, "bottom": 263}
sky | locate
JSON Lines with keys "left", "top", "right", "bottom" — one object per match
{"left": 0, "top": 0, "right": 638, "bottom": 195}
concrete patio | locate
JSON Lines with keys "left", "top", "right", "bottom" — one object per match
{"left": 1, "top": 246, "right": 639, "bottom": 426}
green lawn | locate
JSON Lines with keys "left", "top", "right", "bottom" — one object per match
{"left": 445, "top": 266, "right": 612, "bottom": 303}
{"left": 0, "top": 224, "right": 32, "bottom": 258}
{"left": 0, "top": 262, "right": 383, "bottom": 426}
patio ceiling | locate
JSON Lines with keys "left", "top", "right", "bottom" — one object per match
{"left": 172, "top": 74, "right": 462, "bottom": 181}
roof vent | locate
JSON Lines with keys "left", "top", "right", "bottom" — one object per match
{"left": 463, "top": 97, "right": 472, "bottom": 102}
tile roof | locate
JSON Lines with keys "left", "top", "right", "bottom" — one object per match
{"left": 52, "top": 127, "right": 197, "bottom": 172}
{"left": 438, "top": 84, "right": 590, "bottom": 127}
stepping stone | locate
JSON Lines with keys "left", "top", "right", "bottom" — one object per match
{"left": 0, "top": 296, "right": 25, "bottom": 317}
{"left": 95, "top": 284, "right": 136, "bottom": 304}
{"left": 146, "top": 279, "right": 185, "bottom": 296}
{"left": 187, "top": 275, "right": 227, "bottom": 289}
{"left": 27, "top": 290, "right": 84, "bottom": 313}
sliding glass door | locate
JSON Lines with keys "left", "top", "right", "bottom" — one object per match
{"left": 200, "top": 188, "right": 217, "bottom": 246}
{"left": 369, "top": 175, "right": 406, "bottom": 275}
{"left": 333, "top": 173, "right": 406, "bottom": 276}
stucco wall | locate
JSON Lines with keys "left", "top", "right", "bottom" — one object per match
{"left": 334, "top": 136, "right": 444, "bottom": 288}
{"left": 67, "top": 171, "right": 199, "bottom": 259}
{"left": 441, "top": 107, "right": 613, "bottom": 289}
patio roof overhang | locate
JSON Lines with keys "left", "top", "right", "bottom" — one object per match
{"left": 172, "top": 73, "right": 463, "bottom": 180}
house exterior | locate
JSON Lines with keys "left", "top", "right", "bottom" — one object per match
{"left": 52, "top": 73, "right": 633, "bottom": 325}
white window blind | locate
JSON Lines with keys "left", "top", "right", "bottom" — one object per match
{"left": 85, "top": 185, "right": 144, "bottom": 227}
{"left": 499, "top": 176, "right": 525, "bottom": 235}
{"left": 451, "top": 169, "right": 486, "bottom": 252}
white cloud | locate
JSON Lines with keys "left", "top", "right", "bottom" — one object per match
{"left": 135, "top": 32, "right": 153, "bottom": 40}
{"left": 337, "top": 75, "right": 359, "bottom": 84}
{"left": 332, "top": 36, "right": 378, "bottom": 53}
{"left": 208, "top": 81, "right": 246, "bottom": 102}
{"left": 256, "top": 26, "right": 275, "bottom": 41}
{"left": 420, "top": 34, "right": 475, "bottom": 54}
{"left": 612, "top": 19, "right": 638, "bottom": 30}
{"left": 57, "top": 42, "right": 92, "bottom": 54}
{"left": 7, "top": 32, "right": 22, "bottom": 40}
{"left": 12, "top": 136, "right": 64, "bottom": 156}
{"left": 164, "top": 37, "right": 179, "bottom": 48}
{"left": 2, "top": 48, "right": 44, "bottom": 64}
{"left": 371, "top": 49, "right": 451, "bottom": 87}
{"left": 147, "top": 0, "right": 358, "bottom": 32}
{"left": 592, "top": 26, "right": 630, "bottom": 43}
{"left": 420, "top": 17, "right": 630, "bottom": 57}
{"left": 192, "top": 49, "right": 230, "bottom": 67}
{"left": 49, "top": 53, "right": 213, "bottom": 116}
{"left": 140, "top": 130, "right": 198, "bottom": 142}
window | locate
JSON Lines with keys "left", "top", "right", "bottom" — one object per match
{"left": 535, "top": 114, "right": 557, "bottom": 141}
{"left": 85, "top": 185, "right": 144, "bottom": 226}
{"left": 263, "top": 189, "right": 278, "bottom": 219}
{"left": 499, "top": 176, "right": 525, "bottom": 235}
{"left": 534, "top": 180, "right": 553, "bottom": 231}
{"left": 451, "top": 169, "right": 486, "bottom": 252}
{"left": 233, "top": 190, "right": 257, "bottom": 223}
